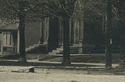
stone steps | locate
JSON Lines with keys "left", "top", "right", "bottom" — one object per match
{"left": 26, "top": 44, "right": 41, "bottom": 52}
{"left": 25, "top": 43, "right": 47, "bottom": 53}
{"left": 49, "top": 46, "right": 63, "bottom": 55}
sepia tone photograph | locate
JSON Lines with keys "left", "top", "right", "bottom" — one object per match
{"left": 0, "top": 0, "right": 125, "bottom": 82}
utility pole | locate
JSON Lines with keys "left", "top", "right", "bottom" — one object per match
{"left": 105, "top": 0, "right": 112, "bottom": 69}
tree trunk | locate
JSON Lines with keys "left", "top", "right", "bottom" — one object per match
{"left": 105, "top": 0, "right": 112, "bottom": 69}
{"left": 118, "top": 0, "right": 125, "bottom": 66}
{"left": 62, "top": 16, "right": 71, "bottom": 65}
{"left": 120, "top": 31, "right": 125, "bottom": 66}
{"left": 18, "top": 1, "right": 26, "bottom": 63}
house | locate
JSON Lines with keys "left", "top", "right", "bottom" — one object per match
{"left": 0, "top": 23, "right": 19, "bottom": 55}
{"left": 0, "top": 19, "right": 48, "bottom": 55}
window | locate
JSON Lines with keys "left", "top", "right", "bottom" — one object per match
{"left": 2, "top": 32, "right": 13, "bottom": 46}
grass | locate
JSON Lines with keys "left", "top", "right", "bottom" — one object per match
{"left": 0, "top": 55, "right": 19, "bottom": 59}
{"left": 38, "top": 54, "right": 121, "bottom": 63}
{"left": 0, "top": 53, "right": 121, "bottom": 64}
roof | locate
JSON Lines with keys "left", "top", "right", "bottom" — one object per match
{"left": 0, "top": 23, "right": 19, "bottom": 31}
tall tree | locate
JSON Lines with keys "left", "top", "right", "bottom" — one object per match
{"left": 105, "top": 0, "right": 112, "bottom": 69}
{"left": 47, "top": 0, "right": 77, "bottom": 65}
{"left": 117, "top": 0, "right": 125, "bottom": 66}
{"left": 59, "top": 0, "right": 76, "bottom": 65}
{"left": 18, "top": 0, "right": 29, "bottom": 62}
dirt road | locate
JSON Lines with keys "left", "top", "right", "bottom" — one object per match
{"left": 0, "top": 68, "right": 125, "bottom": 82}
